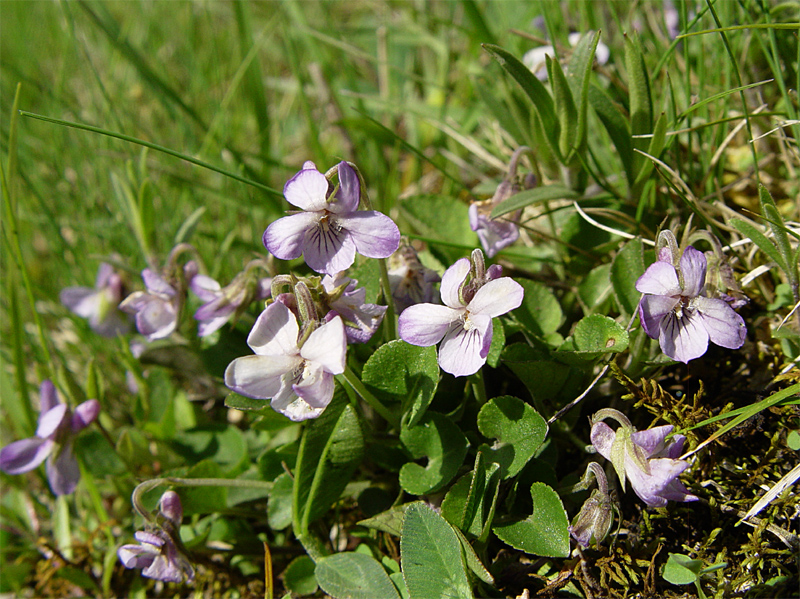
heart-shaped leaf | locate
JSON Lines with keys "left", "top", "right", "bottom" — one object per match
{"left": 493, "top": 482, "right": 570, "bottom": 557}
{"left": 399, "top": 412, "right": 469, "bottom": 495}
{"left": 316, "top": 552, "right": 401, "bottom": 599}
{"left": 477, "top": 396, "right": 548, "bottom": 478}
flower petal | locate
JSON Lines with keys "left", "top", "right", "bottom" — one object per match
{"left": 60, "top": 287, "right": 101, "bottom": 319}
{"left": 263, "top": 211, "right": 321, "bottom": 260}
{"left": 300, "top": 316, "right": 346, "bottom": 374}
{"left": 247, "top": 302, "right": 300, "bottom": 357}
{"left": 467, "top": 277, "right": 524, "bottom": 317}
{"left": 136, "top": 298, "right": 177, "bottom": 340}
{"left": 142, "top": 269, "right": 176, "bottom": 297}
{"left": 627, "top": 457, "right": 691, "bottom": 507}
{"left": 659, "top": 311, "right": 708, "bottom": 363}
{"left": 679, "top": 246, "right": 706, "bottom": 297}
{"left": 283, "top": 166, "right": 330, "bottom": 211}
{"left": 693, "top": 296, "right": 746, "bottom": 349}
{"left": 47, "top": 444, "right": 81, "bottom": 495}
{"left": 439, "top": 258, "right": 471, "bottom": 309}
{"left": 118, "top": 544, "right": 158, "bottom": 569}
{"left": 293, "top": 365, "right": 334, "bottom": 410}
{"left": 437, "top": 313, "right": 492, "bottom": 377}
{"left": 72, "top": 399, "right": 100, "bottom": 431}
{"left": 331, "top": 161, "right": 360, "bottom": 213}
{"left": 590, "top": 422, "right": 616, "bottom": 461}
{"left": 224, "top": 354, "right": 300, "bottom": 399}
{"left": 39, "top": 380, "right": 60, "bottom": 414}
{"left": 635, "top": 261, "right": 680, "bottom": 296}
{"left": 189, "top": 274, "right": 222, "bottom": 302}
{"left": 303, "top": 219, "right": 357, "bottom": 274}
{"left": 398, "top": 304, "right": 462, "bottom": 347}
{"left": 637, "top": 294, "right": 679, "bottom": 339}
{"left": 0, "top": 437, "right": 52, "bottom": 474}
{"left": 630, "top": 425, "right": 673, "bottom": 457}
{"left": 37, "top": 403, "right": 68, "bottom": 438}
{"left": 337, "top": 211, "right": 400, "bottom": 259}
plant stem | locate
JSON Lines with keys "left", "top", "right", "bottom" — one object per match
{"left": 339, "top": 365, "right": 398, "bottom": 427}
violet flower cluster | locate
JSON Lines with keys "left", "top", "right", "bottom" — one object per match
{"left": 263, "top": 161, "right": 400, "bottom": 275}
{"left": 118, "top": 490, "right": 195, "bottom": 583}
{"left": 0, "top": 381, "right": 99, "bottom": 495}
{"left": 399, "top": 249, "right": 524, "bottom": 377}
{"left": 637, "top": 243, "right": 746, "bottom": 363}
{"left": 590, "top": 408, "right": 698, "bottom": 508}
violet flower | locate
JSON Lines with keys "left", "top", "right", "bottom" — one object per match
{"left": 636, "top": 245, "right": 746, "bottom": 363}
{"left": 387, "top": 242, "right": 440, "bottom": 313}
{"left": 190, "top": 269, "right": 272, "bottom": 337}
{"left": 263, "top": 161, "right": 400, "bottom": 275}
{"left": 60, "top": 262, "right": 130, "bottom": 337}
{"left": 0, "top": 381, "right": 99, "bottom": 495}
{"left": 322, "top": 274, "right": 386, "bottom": 343}
{"left": 120, "top": 261, "right": 197, "bottom": 341}
{"left": 398, "top": 249, "right": 523, "bottom": 377}
{"left": 118, "top": 490, "right": 195, "bottom": 583}
{"left": 225, "top": 301, "right": 347, "bottom": 421}
{"left": 590, "top": 409, "right": 698, "bottom": 508}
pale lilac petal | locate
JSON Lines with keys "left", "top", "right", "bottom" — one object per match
{"left": 662, "top": 434, "right": 686, "bottom": 459}
{"left": 136, "top": 298, "right": 177, "bottom": 340}
{"left": 283, "top": 166, "right": 330, "bottom": 211}
{"left": 197, "top": 314, "right": 232, "bottom": 337}
{"left": 336, "top": 211, "right": 400, "bottom": 259}
{"left": 271, "top": 395, "right": 326, "bottom": 422}
{"left": 293, "top": 366, "right": 334, "bottom": 409}
{"left": 467, "top": 278, "right": 524, "bottom": 317}
{"left": 159, "top": 491, "right": 183, "bottom": 526}
{"left": 118, "top": 543, "right": 159, "bottom": 569}
{"left": 693, "top": 296, "right": 746, "bottom": 349}
{"left": 679, "top": 246, "right": 706, "bottom": 297}
{"left": 119, "top": 291, "right": 152, "bottom": 314}
{"left": 247, "top": 303, "right": 300, "bottom": 357}
{"left": 189, "top": 274, "right": 221, "bottom": 302}
{"left": 142, "top": 269, "right": 176, "bottom": 297}
{"left": 264, "top": 212, "right": 321, "bottom": 261}
{"left": 37, "top": 403, "right": 68, "bottom": 438}
{"left": 638, "top": 295, "right": 679, "bottom": 339}
{"left": 590, "top": 422, "right": 616, "bottom": 460}
{"left": 47, "top": 444, "right": 80, "bottom": 495}
{"left": 302, "top": 221, "right": 356, "bottom": 274}
{"left": 71, "top": 399, "right": 100, "bottom": 432}
{"left": 299, "top": 317, "right": 346, "bottom": 374}
{"left": 91, "top": 311, "right": 130, "bottom": 338}
{"left": 0, "top": 437, "right": 52, "bottom": 474}
{"left": 630, "top": 425, "right": 672, "bottom": 456}
{"left": 135, "top": 531, "right": 166, "bottom": 546}
{"left": 659, "top": 311, "right": 708, "bottom": 363}
{"left": 331, "top": 161, "right": 360, "bottom": 213}
{"left": 399, "top": 304, "right": 462, "bottom": 346}
{"left": 60, "top": 287, "right": 101, "bottom": 318}
{"left": 439, "top": 258, "right": 471, "bottom": 309}
{"left": 95, "top": 263, "right": 114, "bottom": 288}
{"left": 437, "top": 315, "right": 492, "bottom": 377}
{"left": 635, "top": 261, "right": 680, "bottom": 296}
{"left": 627, "top": 457, "right": 691, "bottom": 507}
{"left": 224, "top": 355, "right": 300, "bottom": 399}
{"left": 39, "top": 380, "right": 60, "bottom": 414}
{"left": 194, "top": 296, "right": 236, "bottom": 322}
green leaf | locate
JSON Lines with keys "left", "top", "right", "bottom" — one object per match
{"left": 662, "top": 553, "right": 703, "bottom": 585}
{"left": 486, "top": 317, "right": 505, "bottom": 368}
{"left": 170, "top": 424, "right": 248, "bottom": 476}
{"left": 493, "top": 482, "right": 570, "bottom": 557}
{"left": 481, "top": 43, "right": 560, "bottom": 160}
{"left": 588, "top": 85, "right": 634, "bottom": 183}
{"left": 452, "top": 526, "right": 494, "bottom": 585}
{"left": 293, "top": 392, "right": 365, "bottom": 530}
{"left": 362, "top": 341, "right": 439, "bottom": 428}
{"left": 578, "top": 263, "right": 613, "bottom": 310}
{"left": 611, "top": 238, "right": 646, "bottom": 317}
{"left": 267, "top": 472, "right": 294, "bottom": 530}
{"left": 502, "top": 345, "right": 572, "bottom": 407}
{"left": 625, "top": 33, "right": 652, "bottom": 145}
{"left": 399, "top": 412, "right": 469, "bottom": 495}
{"left": 477, "top": 396, "right": 548, "bottom": 479}
{"left": 633, "top": 112, "right": 667, "bottom": 189}
{"left": 512, "top": 279, "right": 564, "bottom": 338}
{"left": 401, "top": 502, "right": 473, "bottom": 599}
{"left": 565, "top": 31, "right": 601, "bottom": 161}
{"left": 787, "top": 430, "right": 800, "bottom": 451}
{"left": 491, "top": 185, "right": 580, "bottom": 219}
{"left": 548, "top": 56, "right": 579, "bottom": 162}
{"left": 730, "top": 218, "right": 788, "bottom": 273}
{"left": 224, "top": 392, "right": 275, "bottom": 416}
{"left": 284, "top": 556, "right": 319, "bottom": 596}
{"left": 358, "top": 504, "right": 409, "bottom": 537}
{"left": 176, "top": 460, "right": 228, "bottom": 515}
{"left": 571, "top": 314, "right": 630, "bottom": 355}
{"left": 316, "top": 552, "right": 401, "bottom": 599}
{"left": 441, "top": 451, "right": 501, "bottom": 536}
{"left": 400, "top": 194, "right": 478, "bottom": 264}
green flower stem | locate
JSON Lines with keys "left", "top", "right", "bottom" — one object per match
{"left": 471, "top": 368, "right": 488, "bottom": 407}
{"left": 377, "top": 257, "right": 397, "bottom": 341}
{"left": 339, "top": 365, "right": 398, "bottom": 427}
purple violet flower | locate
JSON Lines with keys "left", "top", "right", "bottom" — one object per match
{"left": 590, "top": 409, "right": 698, "bottom": 508}
{"left": 190, "top": 271, "right": 272, "bottom": 337}
{"left": 263, "top": 161, "right": 400, "bottom": 275}
{"left": 60, "top": 262, "right": 130, "bottom": 337}
{"left": 118, "top": 490, "right": 195, "bottom": 583}
{"left": 469, "top": 202, "right": 520, "bottom": 259}
{"left": 636, "top": 245, "right": 746, "bottom": 363}
{"left": 398, "top": 249, "right": 523, "bottom": 377}
{"left": 120, "top": 262, "right": 197, "bottom": 341}
{"left": 322, "top": 274, "right": 386, "bottom": 343}
{"left": 224, "top": 301, "right": 347, "bottom": 421}
{"left": 0, "top": 381, "right": 99, "bottom": 495}
{"left": 387, "top": 243, "right": 440, "bottom": 313}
